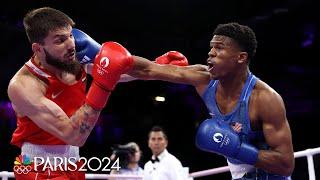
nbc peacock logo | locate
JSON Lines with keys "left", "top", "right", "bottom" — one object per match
{"left": 13, "top": 155, "right": 32, "bottom": 174}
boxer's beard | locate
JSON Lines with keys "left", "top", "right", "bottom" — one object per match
{"left": 44, "top": 48, "right": 81, "bottom": 75}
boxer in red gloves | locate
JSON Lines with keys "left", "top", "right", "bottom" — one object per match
{"left": 8, "top": 7, "right": 204, "bottom": 180}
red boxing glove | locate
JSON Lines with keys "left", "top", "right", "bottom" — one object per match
{"left": 155, "top": 51, "right": 189, "bottom": 66}
{"left": 86, "top": 42, "right": 134, "bottom": 110}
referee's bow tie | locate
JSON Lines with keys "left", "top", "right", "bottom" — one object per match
{"left": 151, "top": 157, "right": 160, "bottom": 163}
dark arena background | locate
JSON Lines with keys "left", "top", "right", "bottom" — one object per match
{"left": 0, "top": 0, "right": 319, "bottom": 179}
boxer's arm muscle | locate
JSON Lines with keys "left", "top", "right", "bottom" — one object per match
{"left": 8, "top": 75, "right": 100, "bottom": 146}
{"left": 255, "top": 89, "right": 294, "bottom": 176}
{"left": 128, "top": 55, "right": 211, "bottom": 86}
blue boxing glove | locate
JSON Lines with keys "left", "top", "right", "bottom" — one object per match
{"left": 72, "top": 28, "right": 101, "bottom": 64}
{"left": 195, "top": 118, "right": 259, "bottom": 165}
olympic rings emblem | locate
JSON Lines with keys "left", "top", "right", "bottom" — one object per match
{"left": 13, "top": 165, "right": 32, "bottom": 174}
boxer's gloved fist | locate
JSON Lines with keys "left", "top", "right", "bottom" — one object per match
{"left": 72, "top": 28, "right": 101, "bottom": 64}
{"left": 195, "top": 118, "right": 258, "bottom": 165}
{"left": 86, "top": 42, "right": 134, "bottom": 110}
{"left": 155, "top": 51, "right": 189, "bottom": 66}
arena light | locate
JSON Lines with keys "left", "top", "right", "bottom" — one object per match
{"left": 154, "top": 96, "right": 165, "bottom": 102}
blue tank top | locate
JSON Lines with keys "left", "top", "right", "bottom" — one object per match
{"left": 201, "top": 73, "right": 290, "bottom": 179}
{"left": 202, "top": 72, "right": 267, "bottom": 164}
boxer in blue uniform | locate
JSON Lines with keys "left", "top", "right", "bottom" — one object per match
{"left": 157, "top": 22, "right": 294, "bottom": 179}
{"left": 161, "top": 22, "right": 294, "bottom": 179}
{"left": 73, "top": 22, "right": 294, "bottom": 179}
